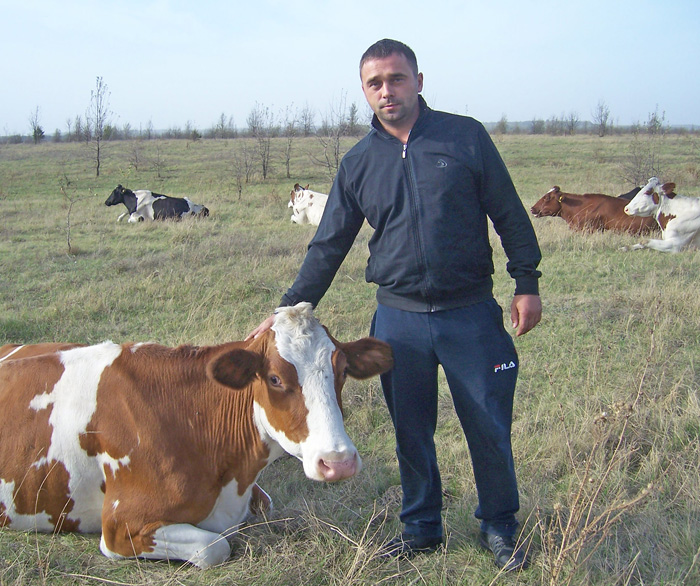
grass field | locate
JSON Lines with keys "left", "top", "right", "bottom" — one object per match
{"left": 1, "top": 133, "right": 699, "bottom": 585}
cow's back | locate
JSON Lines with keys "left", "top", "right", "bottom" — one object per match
{"left": 563, "top": 193, "right": 656, "bottom": 234}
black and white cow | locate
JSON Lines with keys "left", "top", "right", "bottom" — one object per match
{"left": 105, "top": 185, "right": 209, "bottom": 222}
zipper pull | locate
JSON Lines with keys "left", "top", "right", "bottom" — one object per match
{"left": 402, "top": 144, "right": 407, "bottom": 159}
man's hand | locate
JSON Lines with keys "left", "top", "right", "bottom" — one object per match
{"left": 245, "top": 315, "right": 275, "bottom": 341}
{"left": 510, "top": 294, "right": 542, "bottom": 337}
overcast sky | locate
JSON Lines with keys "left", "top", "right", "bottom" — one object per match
{"left": 2, "top": 0, "right": 699, "bottom": 136}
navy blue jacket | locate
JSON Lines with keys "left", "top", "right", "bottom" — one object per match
{"left": 281, "top": 97, "right": 541, "bottom": 312}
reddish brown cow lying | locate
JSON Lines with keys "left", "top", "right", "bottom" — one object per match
{"left": 531, "top": 186, "right": 657, "bottom": 234}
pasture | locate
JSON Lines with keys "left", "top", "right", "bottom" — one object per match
{"left": 1, "top": 133, "right": 699, "bottom": 585}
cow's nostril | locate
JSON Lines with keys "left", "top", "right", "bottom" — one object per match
{"left": 318, "top": 455, "right": 358, "bottom": 481}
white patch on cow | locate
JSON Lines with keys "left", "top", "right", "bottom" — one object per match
{"left": 0, "top": 345, "right": 24, "bottom": 362}
{"left": 267, "top": 303, "right": 359, "bottom": 481}
{"left": 252, "top": 402, "right": 296, "bottom": 460}
{"left": 0, "top": 479, "right": 54, "bottom": 531}
{"left": 23, "top": 342, "right": 123, "bottom": 532}
{"left": 29, "top": 393, "right": 53, "bottom": 411}
{"left": 100, "top": 523, "right": 232, "bottom": 569}
{"left": 96, "top": 452, "right": 131, "bottom": 477}
{"left": 112, "top": 499, "right": 120, "bottom": 511}
{"left": 198, "top": 478, "right": 255, "bottom": 534}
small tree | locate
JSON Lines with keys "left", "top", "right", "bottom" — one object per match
{"left": 592, "top": 100, "right": 611, "bottom": 137}
{"left": 299, "top": 103, "right": 315, "bottom": 137}
{"left": 530, "top": 117, "right": 545, "bottom": 135}
{"left": 314, "top": 91, "right": 351, "bottom": 180}
{"left": 281, "top": 106, "right": 299, "bottom": 179}
{"left": 247, "top": 103, "right": 275, "bottom": 180}
{"left": 494, "top": 114, "right": 508, "bottom": 135}
{"left": 347, "top": 101, "right": 364, "bottom": 136}
{"left": 86, "top": 76, "right": 112, "bottom": 176}
{"left": 29, "top": 106, "right": 44, "bottom": 144}
{"left": 566, "top": 111, "right": 579, "bottom": 135}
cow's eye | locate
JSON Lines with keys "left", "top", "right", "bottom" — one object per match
{"left": 269, "top": 375, "right": 283, "bottom": 387}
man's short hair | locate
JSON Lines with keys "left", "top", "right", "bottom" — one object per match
{"left": 359, "top": 39, "right": 419, "bottom": 77}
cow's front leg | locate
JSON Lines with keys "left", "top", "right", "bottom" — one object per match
{"left": 100, "top": 522, "right": 231, "bottom": 569}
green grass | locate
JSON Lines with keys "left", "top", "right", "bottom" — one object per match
{"left": 1, "top": 133, "right": 700, "bottom": 585}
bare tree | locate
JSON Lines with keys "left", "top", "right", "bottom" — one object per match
{"left": 281, "top": 106, "right": 299, "bottom": 179}
{"left": 299, "top": 103, "right": 315, "bottom": 137}
{"left": 72, "top": 115, "right": 85, "bottom": 143}
{"left": 58, "top": 173, "right": 85, "bottom": 255}
{"left": 592, "top": 100, "right": 611, "bottom": 137}
{"left": 128, "top": 140, "right": 145, "bottom": 171}
{"left": 86, "top": 76, "right": 112, "bottom": 176}
{"left": 247, "top": 103, "right": 275, "bottom": 180}
{"left": 314, "top": 92, "right": 350, "bottom": 180}
{"left": 211, "top": 112, "right": 236, "bottom": 139}
{"left": 566, "top": 111, "right": 579, "bottom": 135}
{"left": 646, "top": 104, "right": 666, "bottom": 136}
{"left": 29, "top": 106, "right": 44, "bottom": 144}
{"left": 619, "top": 107, "right": 666, "bottom": 185}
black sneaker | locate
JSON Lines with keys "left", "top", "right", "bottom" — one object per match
{"left": 379, "top": 533, "right": 443, "bottom": 559}
{"left": 479, "top": 531, "right": 530, "bottom": 571}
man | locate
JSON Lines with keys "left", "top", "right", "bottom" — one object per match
{"left": 248, "top": 39, "right": 541, "bottom": 571}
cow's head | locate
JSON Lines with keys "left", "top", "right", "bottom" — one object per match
{"left": 531, "top": 186, "right": 563, "bottom": 217}
{"left": 105, "top": 185, "right": 127, "bottom": 206}
{"left": 624, "top": 177, "right": 674, "bottom": 217}
{"left": 207, "top": 303, "right": 392, "bottom": 482}
{"left": 289, "top": 183, "right": 310, "bottom": 208}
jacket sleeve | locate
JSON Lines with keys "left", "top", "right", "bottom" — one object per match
{"left": 475, "top": 126, "right": 542, "bottom": 296}
{"left": 280, "top": 165, "right": 366, "bottom": 308}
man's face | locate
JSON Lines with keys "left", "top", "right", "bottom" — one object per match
{"left": 360, "top": 53, "right": 423, "bottom": 130}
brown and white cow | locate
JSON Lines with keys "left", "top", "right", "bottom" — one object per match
{"left": 0, "top": 303, "right": 393, "bottom": 568}
{"left": 288, "top": 183, "right": 329, "bottom": 226}
{"left": 624, "top": 177, "right": 700, "bottom": 252}
{"left": 531, "top": 186, "right": 657, "bottom": 234}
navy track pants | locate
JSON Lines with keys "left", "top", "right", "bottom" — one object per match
{"left": 371, "top": 298, "right": 521, "bottom": 539}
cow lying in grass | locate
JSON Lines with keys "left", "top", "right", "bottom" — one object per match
{"left": 105, "top": 184, "right": 209, "bottom": 222}
{"left": 531, "top": 186, "right": 657, "bottom": 234}
{"left": 0, "top": 303, "right": 393, "bottom": 568}
{"left": 288, "top": 183, "right": 328, "bottom": 226}
{"left": 624, "top": 177, "right": 700, "bottom": 252}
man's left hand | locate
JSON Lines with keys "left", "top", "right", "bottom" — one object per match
{"left": 510, "top": 294, "right": 542, "bottom": 337}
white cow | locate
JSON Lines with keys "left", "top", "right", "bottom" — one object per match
{"left": 624, "top": 177, "right": 700, "bottom": 252}
{"left": 288, "top": 183, "right": 329, "bottom": 226}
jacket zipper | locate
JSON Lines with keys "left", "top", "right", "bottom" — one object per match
{"left": 402, "top": 141, "right": 435, "bottom": 311}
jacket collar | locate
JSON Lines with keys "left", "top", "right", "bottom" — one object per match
{"left": 370, "top": 95, "right": 431, "bottom": 140}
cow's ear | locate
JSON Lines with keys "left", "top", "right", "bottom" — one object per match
{"left": 208, "top": 349, "right": 263, "bottom": 390}
{"left": 661, "top": 182, "right": 676, "bottom": 195}
{"left": 340, "top": 338, "right": 394, "bottom": 379}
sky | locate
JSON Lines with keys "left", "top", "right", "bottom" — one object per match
{"left": 2, "top": 0, "right": 699, "bottom": 136}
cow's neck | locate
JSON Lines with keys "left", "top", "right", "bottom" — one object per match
{"left": 123, "top": 191, "right": 138, "bottom": 214}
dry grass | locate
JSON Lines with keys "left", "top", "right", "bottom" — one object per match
{"left": 1, "top": 134, "right": 699, "bottom": 585}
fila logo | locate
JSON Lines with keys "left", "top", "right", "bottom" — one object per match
{"left": 494, "top": 361, "right": 516, "bottom": 373}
